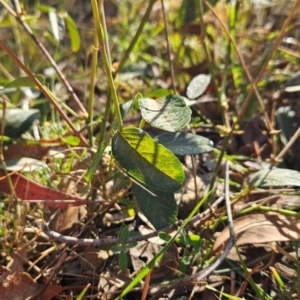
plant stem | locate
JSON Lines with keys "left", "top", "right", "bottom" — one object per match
{"left": 198, "top": 0, "right": 226, "bottom": 127}
{"left": 204, "top": 0, "right": 273, "bottom": 131}
{"left": 87, "top": 32, "right": 99, "bottom": 147}
{"left": 115, "top": 0, "right": 157, "bottom": 74}
{"left": 161, "top": 0, "right": 177, "bottom": 94}
{"left": 90, "top": 0, "right": 123, "bottom": 131}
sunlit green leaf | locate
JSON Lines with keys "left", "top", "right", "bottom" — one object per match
{"left": 64, "top": 13, "right": 81, "bottom": 52}
{"left": 36, "top": 4, "right": 52, "bottom": 13}
{"left": 63, "top": 136, "right": 80, "bottom": 146}
{"left": 139, "top": 95, "right": 191, "bottom": 132}
{"left": 112, "top": 127, "right": 184, "bottom": 192}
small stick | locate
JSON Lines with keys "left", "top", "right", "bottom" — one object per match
{"left": 191, "top": 160, "right": 235, "bottom": 282}
{"left": 35, "top": 195, "right": 224, "bottom": 247}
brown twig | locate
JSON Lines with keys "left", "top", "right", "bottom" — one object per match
{"left": 35, "top": 195, "right": 224, "bottom": 247}
{"left": 273, "top": 126, "right": 300, "bottom": 165}
{"left": 191, "top": 160, "right": 235, "bottom": 282}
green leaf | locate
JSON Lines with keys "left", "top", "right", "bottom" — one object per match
{"left": 144, "top": 88, "right": 172, "bottom": 98}
{"left": 158, "top": 232, "right": 172, "bottom": 242}
{"left": 119, "top": 250, "right": 128, "bottom": 271}
{"left": 84, "top": 142, "right": 105, "bottom": 182}
{"left": 64, "top": 13, "right": 80, "bottom": 52}
{"left": 249, "top": 168, "right": 300, "bottom": 187}
{"left": 63, "top": 136, "right": 80, "bottom": 146}
{"left": 1, "top": 109, "right": 39, "bottom": 138}
{"left": 177, "top": 233, "right": 201, "bottom": 246}
{"left": 186, "top": 74, "right": 211, "bottom": 99}
{"left": 115, "top": 189, "right": 214, "bottom": 300}
{"left": 36, "top": 4, "right": 52, "bottom": 13}
{"left": 275, "top": 106, "right": 296, "bottom": 146}
{"left": 132, "top": 184, "right": 177, "bottom": 229}
{"left": 49, "top": 10, "right": 65, "bottom": 41}
{"left": 155, "top": 132, "right": 213, "bottom": 156}
{"left": 112, "top": 127, "right": 184, "bottom": 192}
{"left": 120, "top": 226, "right": 130, "bottom": 244}
{"left": 111, "top": 100, "right": 134, "bottom": 132}
{"left": 138, "top": 95, "right": 191, "bottom": 132}
{"left": 5, "top": 75, "right": 46, "bottom": 88}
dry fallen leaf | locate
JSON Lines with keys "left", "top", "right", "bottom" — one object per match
{"left": 213, "top": 213, "right": 300, "bottom": 261}
{"left": 79, "top": 248, "right": 110, "bottom": 271}
{"left": 129, "top": 241, "right": 178, "bottom": 280}
{"left": 0, "top": 272, "right": 44, "bottom": 300}
{"left": 4, "top": 143, "right": 50, "bottom": 160}
{"left": 0, "top": 170, "right": 88, "bottom": 208}
{"left": 0, "top": 248, "right": 27, "bottom": 283}
{"left": 42, "top": 284, "right": 64, "bottom": 300}
{"left": 49, "top": 205, "right": 87, "bottom": 233}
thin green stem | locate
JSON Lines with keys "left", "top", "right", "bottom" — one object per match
{"left": 99, "top": 1, "right": 111, "bottom": 65}
{"left": 214, "top": 206, "right": 300, "bottom": 225}
{"left": 115, "top": 0, "right": 157, "bottom": 74}
{"left": 229, "top": 0, "right": 238, "bottom": 64}
{"left": 138, "top": 119, "right": 146, "bottom": 129}
{"left": 198, "top": 0, "right": 226, "bottom": 127}
{"left": 208, "top": 131, "right": 233, "bottom": 193}
{"left": 90, "top": 0, "right": 123, "bottom": 131}
{"left": 87, "top": 32, "right": 99, "bottom": 147}
{"left": 204, "top": 0, "right": 272, "bottom": 131}
{"left": 161, "top": 0, "right": 176, "bottom": 94}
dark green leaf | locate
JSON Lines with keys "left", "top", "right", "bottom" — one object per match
{"left": 249, "top": 168, "right": 300, "bottom": 187}
{"left": 275, "top": 106, "right": 296, "bottom": 146}
{"left": 120, "top": 226, "right": 130, "bottom": 244}
{"left": 139, "top": 95, "right": 191, "bottom": 132}
{"left": 119, "top": 250, "right": 128, "bottom": 271}
{"left": 186, "top": 74, "right": 211, "bottom": 99}
{"left": 155, "top": 132, "right": 213, "bottom": 156}
{"left": 132, "top": 184, "right": 177, "bottom": 229}
{"left": 1, "top": 109, "right": 39, "bottom": 138}
{"left": 111, "top": 100, "right": 134, "bottom": 132}
{"left": 158, "top": 232, "right": 172, "bottom": 242}
{"left": 112, "top": 127, "right": 184, "bottom": 192}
